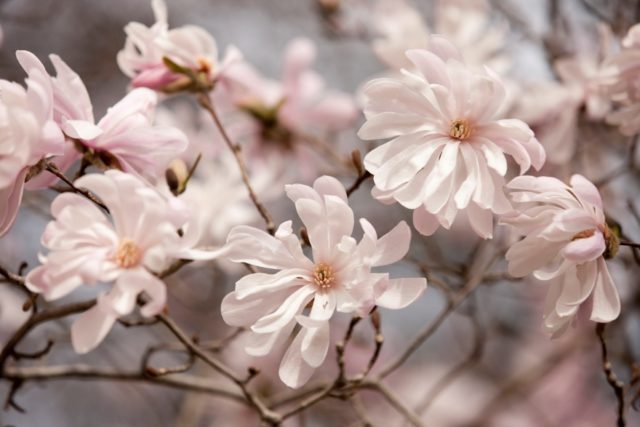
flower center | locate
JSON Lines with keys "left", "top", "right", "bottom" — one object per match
{"left": 449, "top": 119, "right": 471, "bottom": 140}
{"left": 572, "top": 229, "right": 596, "bottom": 240}
{"left": 313, "top": 263, "right": 335, "bottom": 291}
{"left": 115, "top": 238, "right": 141, "bottom": 269}
{"left": 196, "top": 56, "right": 214, "bottom": 76}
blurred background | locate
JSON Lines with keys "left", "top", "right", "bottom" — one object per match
{"left": 2, "top": 0, "right": 640, "bottom": 426}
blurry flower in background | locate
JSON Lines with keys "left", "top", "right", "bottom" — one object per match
{"left": 221, "top": 38, "right": 357, "bottom": 181}
{"left": 221, "top": 176, "right": 425, "bottom": 387}
{"left": 359, "top": 37, "right": 545, "bottom": 238}
{"left": 25, "top": 170, "right": 220, "bottom": 353}
{"left": 503, "top": 174, "right": 620, "bottom": 336}
{"left": 601, "top": 23, "right": 640, "bottom": 135}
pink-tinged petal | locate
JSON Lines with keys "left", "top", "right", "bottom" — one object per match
{"left": 25, "top": 265, "right": 84, "bottom": 301}
{"left": 506, "top": 237, "right": 564, "bottom": 277}
{"left": 221, "top": 288, "right": 295, "bottom": 327}
{"left": 49, "top": 54, "right": 94, "bottom": 123}
{"left": 309, "top": 292, "right": 336, "bottom": 321}
{"left": 427, "top": 35, "right": 464, "bottom": 62}
{"left": 300, "top": 321, "right": 330, "bottom": 368}
{"left": 358, "top": 112, "right": 430, "bottom": 140}
{"left": 562, "top": 262, "right": 599, "bottom": 311}
{"left": 475, "top": 137, "right": 507, "bottom": 176}
{"left": 376, "top": 277, "right": 426, "bottom": 309}
{"left": 245, "top": 320, "right": 296, "bottom": 357}
{"left": 413, "top": 208, "right": 440, "bottom": 236}
{"left": 225, "top": 225, "right": 302, "bottom": 270}
{"left": 590, "top": 259, "right": 621, "bottom": 323}
{"left": 251, "top": 285, "right": 315, "bottom": 333}
{"left": 405, "top": 49, "right": 451, "bottom": 88}
{"left": 0, "top": 169, "right": 27, "bottom": 237}
{"left": 312, "top": 175, "right": 348, "bottom": 202}
{"left": 570, "top": 174, "right": 602, "bottom": 210}
{"left": 466, "top": 202, "right": 494, "bottom": 239}
{"left": 560, "top": 232, "right": 605, "bottom": 263}
{"left": 371, "top": 220, "right": 411, "bottom": 266}
{"left": 235, "top": 269, "right": 309, "bottom": 300}
{"left": 62, "top": 119, "right": 103, "bottom": 140}
{"left": 70, "top": 299, "right": 117, "bottom": 354}
{"left": 279, "top": 330, "right": 315, "bottom": 388}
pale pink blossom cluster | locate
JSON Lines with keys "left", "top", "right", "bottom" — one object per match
{"left": 3, "top": 1, "right": 640, "bottom": 416}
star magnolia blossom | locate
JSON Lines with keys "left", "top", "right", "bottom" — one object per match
{"left": 358, "top": 37, "right": 545, "bottom": 238}
{"left": 0, "top": 52, "right": 64, "bottom": 236}
{"left": 224, "top": 38, "right": 357, "bottom": 177}
{"left": 220, "top": 176, "right": 426, "bottom": 388}
{"left": 25, "top": 170, "right": 218, "bottom": 353}
{"left": 600, "top": 23, "right": 640, "bottom": 135}
{"left": 15, "top": 51, "right": 188, "bottom": 184}
{"left": 117, "top": 0, "right": 240, "bottom": 91}
{"left": 502, "top": 174, "right": 620, "bottom": 336}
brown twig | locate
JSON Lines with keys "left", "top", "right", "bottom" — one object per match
{"left": 596, "top": 323, "right": 627, "bottom": 427}
{"left": 44, "top": 162, "right": 108, "bottom": 212}
{"left": 197, "top": 92, "right": 276, "bottom": 235}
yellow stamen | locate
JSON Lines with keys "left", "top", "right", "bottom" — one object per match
{"left": 449, "top": 119, "right": 471, "bottom": 140}
{"left": 115, "top": 239, "right": 141, "bottom": 269}
{"left": 313, "top": 263, "right": 335, "bottom": 291}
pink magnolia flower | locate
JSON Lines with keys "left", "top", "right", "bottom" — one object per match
{"left": 358, "top": 37, "right": 545, "bottom": 238}
{"left": 25, "top": 170, "right": 219, "bottom": 353}
{"left": 0, "top": 52, "right": 64, "bottom": 236}
{"left": 16, "top": 51, "right": 188, "bottom": 183}
{"left": 220, "top": 176, "right": 426, "bottom": 388}
{"left": 502, "top": 174, "right": 620, "bottom": 336}
{"left": 223, "top": 38, "right": 357, "bottom": 179}
{"left": 117, "top": 0, "right": 240, "bottom": 91}
{"left": 600, "top": 23, "right": 640, "bottom": 135}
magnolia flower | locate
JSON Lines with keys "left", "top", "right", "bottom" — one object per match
{"left": 25, "top": 170, "right": 219, "bottom": 353}
{"left": 502, "top": 174, "right": 620, "bottom": 336}
{"left": 371, "top": 0, "right": 509, "bottom": 75}
{"left": 117, "top": 0, "right": 240, "bottom": 91}
{"left": 0, "top": 51, "right": 64, "bottom": 236}
{"left": 220, "top": 176, "right": 426, "bottom": 388}
{"left": 359, "top": 37, "right": 545, "bottom": 238}
{"left": 16, "top": 51, "right": 188, "bottom": 183}
{"left": 510, "top": 81, "right": 582, "bottom": 165}
{"left": 600, "top": 23, "right": 640, "bottom": 135}
{"left": 223, "top": 38, "right": 357, "bottom": 179}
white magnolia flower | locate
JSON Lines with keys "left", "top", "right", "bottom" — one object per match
{"left": 359, "top": 37, "right": 545, "bottom": 238}
{"left": 502, "top": 174, "right": 620, "bottom": 336}
{"left": 220, "top": 176, "right": 426, "bottom": 388}
{"left": 0, "top": 51, "right": 64, "bottom": 236}
{"left": 25, "top": 170, "right": 219, "bottom": 353}
{"left": 117, "top": 0, "right": 240, "bottom": 91}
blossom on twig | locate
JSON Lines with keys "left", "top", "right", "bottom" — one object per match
{"left": 358, "top": 36, "right": 545, "bottom": 238}
{"left": 220, "top": 176, "right": 426, "bottom": 388}
{"left": 25, "top": 170, "right": 221, "bottom": 353}
{"left": 502, "top": 174, "right": 620, "bottom": 336}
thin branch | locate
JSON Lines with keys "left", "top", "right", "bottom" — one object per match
{"left": 197, "top": 92, "right": 276, "bottom": 235}
{"left": 3, "top": 365, "right": 245, "bottom": 403}
{"left": 596, "top": 323, "right": 627, "bottom": 427}
{"left": 44, "top": 162, "right": 108, "bottom": 212}
{"left": 360, "top": 380, "right": 424, "bottom": 427}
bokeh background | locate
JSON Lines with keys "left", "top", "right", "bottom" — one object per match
{"left": 1, "top": 0, "right": 640, "bottom": 426}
